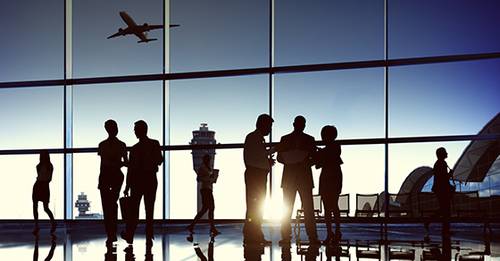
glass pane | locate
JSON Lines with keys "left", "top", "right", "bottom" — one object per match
{"left": 269, "top": 144, "right": 384, "bottom": 219}
{"left": 274, "top": 69, "right": 384, "bottom": 140}
{"left": 0, "top": 86, "right": 63, "bottom": 150}
{"left": 72, "top": 82, "right": 162, "bottom": 148}
{"left": 169, "top": 75, "right": 268, "bottom": 145}
{"left": 73, "top": 0, "right": 163, "bottom": 78}
{"left": 389, "top": 60, "right": 500, "bottom": 137}
{"left": 73, "top": 153, "right": 164, "bottom": 219}
{"left": 0, "top": 1, "right": 63, "bottom": 82}
{"left": 170, "top": 0, "right": 269, "bottom": 72}
{"left": 170, "top": 149, "right": 246, "bottom": 219}
{"left": 275, "top": 0, "right": 384, "bottom": 66}
{"left": 0, "top": 154, "right": 63, "bottom": 219}
{"left": 390, "top": 0, "right": 500, "bottom": 58}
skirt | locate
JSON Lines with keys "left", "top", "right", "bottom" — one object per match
{"left": 32, "top": 181, "right": 50, "bottom": 203}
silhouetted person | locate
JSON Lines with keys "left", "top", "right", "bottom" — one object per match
{"left": 33, "top": 237, "right": 56, "bottom": 261}
{"left": 243, "top": 114, "right": 276, "bottom": 244}
{"left": 187, "top": 154, "right": 219, "bottom": 235}
{"left": 122, "top": 120, "right": 163, "bottom": 246}
{"left": 98, "top": 119, "right": 128, "bottom": 245}
{"left": 278, "top": 116, "right": 319, "bottom": 244}
{"left": 315, "top": 125, "right": 343, "bottom": 243}
{"left": 432, "top": 147, "right": 454, "bottom": 220}
{"left": 432, "top": 147, "right": 454, "bottom": 259}
{"left": 32, "top": 150, "right": 56, "bottom": 236}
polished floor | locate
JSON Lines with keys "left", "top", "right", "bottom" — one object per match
{"left": 0, "top": 223, "right": 498, "bottom": 260}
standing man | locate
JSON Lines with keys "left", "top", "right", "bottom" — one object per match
{"left": 278, "top": 116, "right": 319, "bottom": 245}
{"left": 243, "top": 114, "right": 275, "bottom": 244}
{"left": 98, "top": 119, "right": 128, "bottom": 246}
{"left": 121, "top": 120, "right": 163, "bottom": 246}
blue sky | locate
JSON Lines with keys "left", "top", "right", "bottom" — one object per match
{"left": 0, "top": 0, "right": 499, "bottom": 219}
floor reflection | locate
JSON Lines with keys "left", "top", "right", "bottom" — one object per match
{"left": 0, "top": 223, "right": 498, "bottom": 260}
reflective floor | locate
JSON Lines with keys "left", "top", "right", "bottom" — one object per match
{"left": 0, "top": 223, "right": 498, "bottom": 260}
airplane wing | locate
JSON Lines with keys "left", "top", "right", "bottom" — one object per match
{"left": 107, "top": 30, "right": 125, "bottom": 39}
{"left": 134, "top": 31, "right": 149, "bottom": 43}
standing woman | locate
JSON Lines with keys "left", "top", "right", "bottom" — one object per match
{"left": 316, "top": 125, "right": 343, "bottom": 244}
{"left": 32, "top": 150, "right": 56, "bottom": 235}
{"left": 186, "top": 154, "right": 219, "bottom": 235}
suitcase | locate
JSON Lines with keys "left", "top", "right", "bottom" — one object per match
{"left": 119, "top": 196, "right": 133, "bottom": 222}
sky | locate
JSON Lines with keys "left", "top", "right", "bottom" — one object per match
{"left": 0, "top": 0, "right": 500, "bottom": 219}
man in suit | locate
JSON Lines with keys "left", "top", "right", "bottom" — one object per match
{"left": 278, "top": 115, "right": 319, "bottom": 244}
{"left": 243, "top": 114, "right": 275, "bottom": 244}
{"left": 98, "top": 119, "right": 128, "bottom": 246}
{"left": 122, "top": 120, "right": 163, "bottom": 246}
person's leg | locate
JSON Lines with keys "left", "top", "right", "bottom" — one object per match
{"left": 254, "top": 171, "right": 267, "bottom": 239}
{"left": 144, "top": 178, "right": 158, "bottom": 240}
{"left": 280, "top": 186, "right": 297, "bottom": 242}
{"left": 33, "top": 201, "right": 39, "bottom": 233}
{"left": 42, "top": 201, "right": 56, "bottom": 232}
{"left": 189, "top": 189, "right": 210, "bottom": 230}
{"left": 125, "top": 188, "right": 142, "bottom": 242}
{"left": 243, "top": 169, "right": 258, "bottom": 239}
{"left": 207, "top": 190, "right": 217, "bottom": 233}
{"left": 332, "top": 194, "right": 341, "bottom": 233}
{"left": 100, "top": 188, "right": 112, "bottom": 240}
{"left": 322, "top": 196, "right": 333, "bottom": 241}
{"left": 298, "top": 186, "right": 318, "bottom": 242}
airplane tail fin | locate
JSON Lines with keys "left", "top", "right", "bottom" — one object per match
{"left": 138, "top": 38, "right": 157, "bottom": 43}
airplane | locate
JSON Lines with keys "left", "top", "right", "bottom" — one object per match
{"left": 107, "top": 11, "right": 179, "bottom": 43}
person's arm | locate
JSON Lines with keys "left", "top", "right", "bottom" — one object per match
{"left": 48, "top": 164, "right": 54, "bottom": 182}
{"left": 124, "top": 150, "right": 134, "bottom": 196}
{"left": 154, "top": 140, "right": 163, "bottom": 166}
{"left": 121, "top": 144, "right": 129, "bottom": 167}
{"left": 277, "top": 137, "right": 286, "bottom": 164}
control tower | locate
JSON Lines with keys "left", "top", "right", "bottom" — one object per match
{"left": 74, "top": 192, "right": 102, "bottom": 219}
{"left": 191, "top": 123, "right": 216, "bottom": 215}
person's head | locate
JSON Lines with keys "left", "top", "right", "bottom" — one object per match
{"left": 202, "top": 154, "right": 211, "bottom": 166}
{"left": 39, "top": 150, "right": 51, "bottom": 164}
{"left": 293, "top": 115, "right": 306, "bottom": 133}
{"left": 436, "top": 147, "right": 448, "bottom": 160}
{"left": 104, "top": 119, "right": 118, "bottom": 137}
{"left": 321, "top": 125, "right": 338, "bottom": 143}
{"left": 256, "top": 114, "right": 274, "bottom": 136}
{"left": 134, "top": 120, "right": 148, "bottom": 139}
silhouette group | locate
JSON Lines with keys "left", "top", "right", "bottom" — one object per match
{"left": 32, "top": 114, "right": 457, "bottom": 251}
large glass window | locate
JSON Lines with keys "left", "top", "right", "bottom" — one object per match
{"left": 0, "top": 1, "right": 63, "bottom": 82}
{"left": 389, "top": 60, "right": 500, "bottom": 137}
{"left": 170, "top": 149, "right": 246, "bottom": 219}
{"left": 170, "top": 0, "right": 269, "bottom": 72}
{"left": 275, "top": 0, "right": 384, "bottom": 66}
{"left": 389, "top": 0, "right": 500, "bottom": 59}
{"left": 273, "top": 69, "right": 384, "bottom": 140}
{"left": 0, "top": 86, "right": 63, "bottom": 150}
{"left": 72, "top": 0, "right": 163, "bottom": 78}
{"left": 72, "top": 82, "right": 163, "bottom": 148}
{"left": 73, "top": 153, "right": 164, "bottom": 219}
{"left": 169, "top": 75, "right": 268, "bottom": 145}
{"left": 0, "top": 154, "right": 64, "bottom": 219}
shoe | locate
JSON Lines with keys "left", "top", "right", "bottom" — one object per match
{"left": 121, "top": 231, "right": 133, "bottom": 244}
